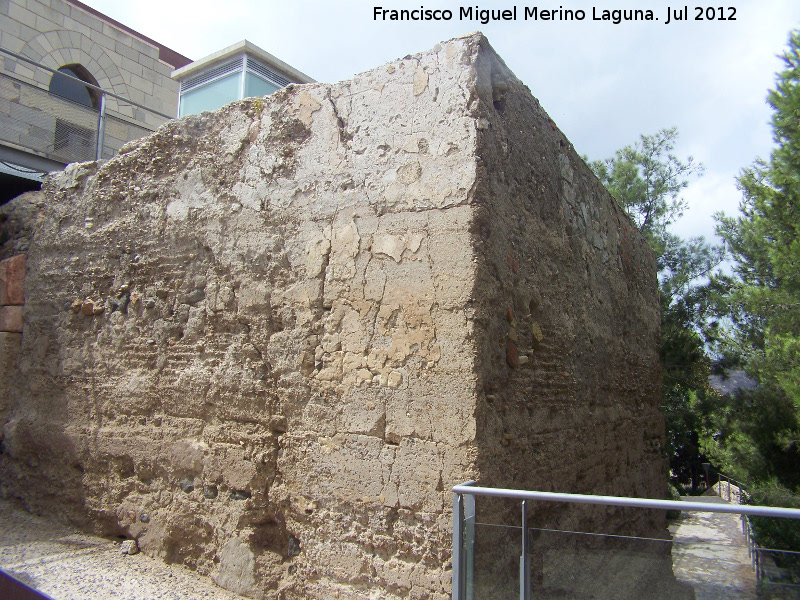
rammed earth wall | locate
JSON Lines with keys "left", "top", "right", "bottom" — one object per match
{"left": 0, "top": 34, "right": 673, "bottom": 599}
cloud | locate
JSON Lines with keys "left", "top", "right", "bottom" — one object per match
{"left": 674, "top": 172, "right": 739, "bottom": 243}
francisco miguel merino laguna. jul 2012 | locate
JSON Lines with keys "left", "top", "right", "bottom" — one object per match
{"left": 372, "top": 6, "right": 737, "bottom": 25}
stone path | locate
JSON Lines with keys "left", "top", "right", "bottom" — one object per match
{"left": 0, "top": 498, "right": 244, "bottom": 600}
{"left": 669, "top": 494, "right": 757, "bottom": 600}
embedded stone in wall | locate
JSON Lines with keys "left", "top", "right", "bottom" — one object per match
{"left": 0, "top": 255, "right": 25, "bottom": 306}
{"left": 0, "top": 306, "right": 22, "bottom": 333}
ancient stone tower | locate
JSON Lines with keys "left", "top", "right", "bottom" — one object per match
{"left": 0, "top": 33, "right": 664, "bottom": 599}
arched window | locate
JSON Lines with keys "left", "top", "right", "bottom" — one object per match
{"left": 48, "top": 64, "right": 100, "bottom": 109}
{"left": 48, "top": 64, "right": 101, "bottom": 161}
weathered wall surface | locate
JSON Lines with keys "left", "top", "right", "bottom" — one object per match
{"left": 468, "top": 39, "right": 664, "bottom": 506}
{"left": 464, "top": 38, "right": 678, "bottom": 599}
{"left": 0, "top": 34, "right": 667, "bottom": 599}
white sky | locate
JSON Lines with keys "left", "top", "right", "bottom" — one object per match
{"left": 84, "top": 0, "right": 800, "bottom": 245}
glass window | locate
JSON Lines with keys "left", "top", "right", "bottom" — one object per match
{"left": 179, "top": 72, "right": 241, "bottom": 117}
{"left": 244, "top": 72, "right": 280, "bottom": 99}
{"left": 49, "top": 66, "right": 98, "bottom": 108}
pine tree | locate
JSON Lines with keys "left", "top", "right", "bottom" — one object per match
{"left": 717, "top": 29, "right": 800, "bottom": 414}
{"left": 707, "top": 30, "right": 800, "bottom": 489}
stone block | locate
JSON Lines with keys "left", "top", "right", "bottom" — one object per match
{"left": 0, "top": 305, "right": 22, "bottom": 332}
{"left": 25, "top": 0, "right": 64, "bottom": 25}
{"left": 119, "top": 55, "right": 143, "bottom": 77}
{"left": 42, "top": 29, "right": 60, "bottom": 50}
{"left": 86, "top": 28, "right": 114, "bottom": 54}
{"left": 0, "top": 331, "right": 21, "bottom": 372}
{"left": 68, "top": 4, "right": 103, "bottom": 32}
{"left": 129, "top": 36, "right": 157, "bottom": 59}
{"left": 138, "top": 53, "right": 155, "bottom": 74}
{"left": 0, "top": 331, "right": 21, "bottom": 417}
{"left": 0, "top": 255, "right": 25, "bottom": 306}
{"left": 7, "top": 2, "right": 36, "bottom": 29}
{"left": 24, "top": 36, "right": 44, "bottom": 57}
{"left": 55, "top": 28, "right": 69, "bottom": 46}
{"left": 114, "top": 39, "right": 139, "bottom": 62}
{"left": 64, "top": 17, "right": 94, "bottom": 38}
{"left": 63, "top": 45, "right": 80, "bottom": 63}
{"left": 50, "top": 0, "right": 70, "bottom": 18}
{"left": 15, "top": 20, "right": 34, "bottom": 44}
{"left": 0, "top": 30, "right": 24, "bottom": 54}
{"left": 129, "top": 73, "right": 153, "bottom": 95}
{"left": 102, "top": 21, "right": 131, "bottom": 45}
{"left": 0, "top": 14, "right": 23, "bottom": 38}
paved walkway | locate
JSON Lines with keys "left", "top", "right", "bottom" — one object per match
{"left": 669, "top": 494, "right": 757, "bottom": 600}
{"left": 0, "top": 498, "right": 244, "bottom": 600}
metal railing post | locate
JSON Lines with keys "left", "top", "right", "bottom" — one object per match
{"left": 520, "top": 500, "right": 530, "bottom": 600}
{"left": 755, "top": 547, "right": 762, "bottom": 582}
{"left": 453, "top": 493, "right": 465, "bottom": 600}
{"left": 465, "top": 493, "right": 475, "bottom": 600}
{"left": 96, "top": 93, "right": 107, "bottom": 162}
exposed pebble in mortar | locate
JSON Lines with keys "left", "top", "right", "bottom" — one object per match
{"left": 287, "top": 535, "right": 301, "bottom": 557}
{"left": 506, "top": 340, "right": 519, "bottom": 368}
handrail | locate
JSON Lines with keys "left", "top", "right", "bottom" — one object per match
{"left": 1, "top": 47, "right": 173, "bottom": 167}
{"left": 717, "top": 472, "right": 749, "bottom": 490}
{"left": 452, "top": 483, "right": 800, "bottom": 519}
{"left": 716, "top": 472, "right": 748, "bottom": 503}
{"left": 452, "top": 481, "right": 800, "bottom": 600}
{"left": 0, "top": 47, "right": 173, "bottom": 119}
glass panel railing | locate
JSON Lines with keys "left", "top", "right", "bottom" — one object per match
{"left": 472, "top": 523, "right": 521, "bottom": 600}
{"left": 101, "top": 112, "right": 167, "bottom": 159}
{"left": 0, "top": 72, "right": 98, "bottom": 164}
{"left": 757, "top": 548, "right": 800, "bottom": 596}
{"left": 747, "top": 514, "right": 800, "bottom": 598}
{"left": 529, "top": 526, "right": 688, "bottom": 600}
{"left": 452, "top": 483, "right": 800, "bottom": 600}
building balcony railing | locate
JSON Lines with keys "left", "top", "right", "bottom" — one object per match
{"left": 452, "top": 481, "right": 800, "bottom": 600}
{"left": 0, "top": 47, "right": 172, "bottom": 175}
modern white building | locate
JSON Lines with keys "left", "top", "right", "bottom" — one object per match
{"left": 172, "top": 40, "right": 315, "bottom": 118}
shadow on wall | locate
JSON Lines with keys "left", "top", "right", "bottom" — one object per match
{"left": 0, "top": 192, "right": 90, "bottom": 530}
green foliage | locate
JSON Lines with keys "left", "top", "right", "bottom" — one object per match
{"left": 589, "top": 127, "right": 704, "bottom": 243}
{"left": 709, "top": 29, "right": 800, "bottom": 489}
{"left": 696, "top": 386, "right": 800, "bottom": 489}
{"left": 666, "top": 482, "right": 683, "bottom": 519}
{"left": 746, "top": 484, "right": 800, "bottom": 566}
